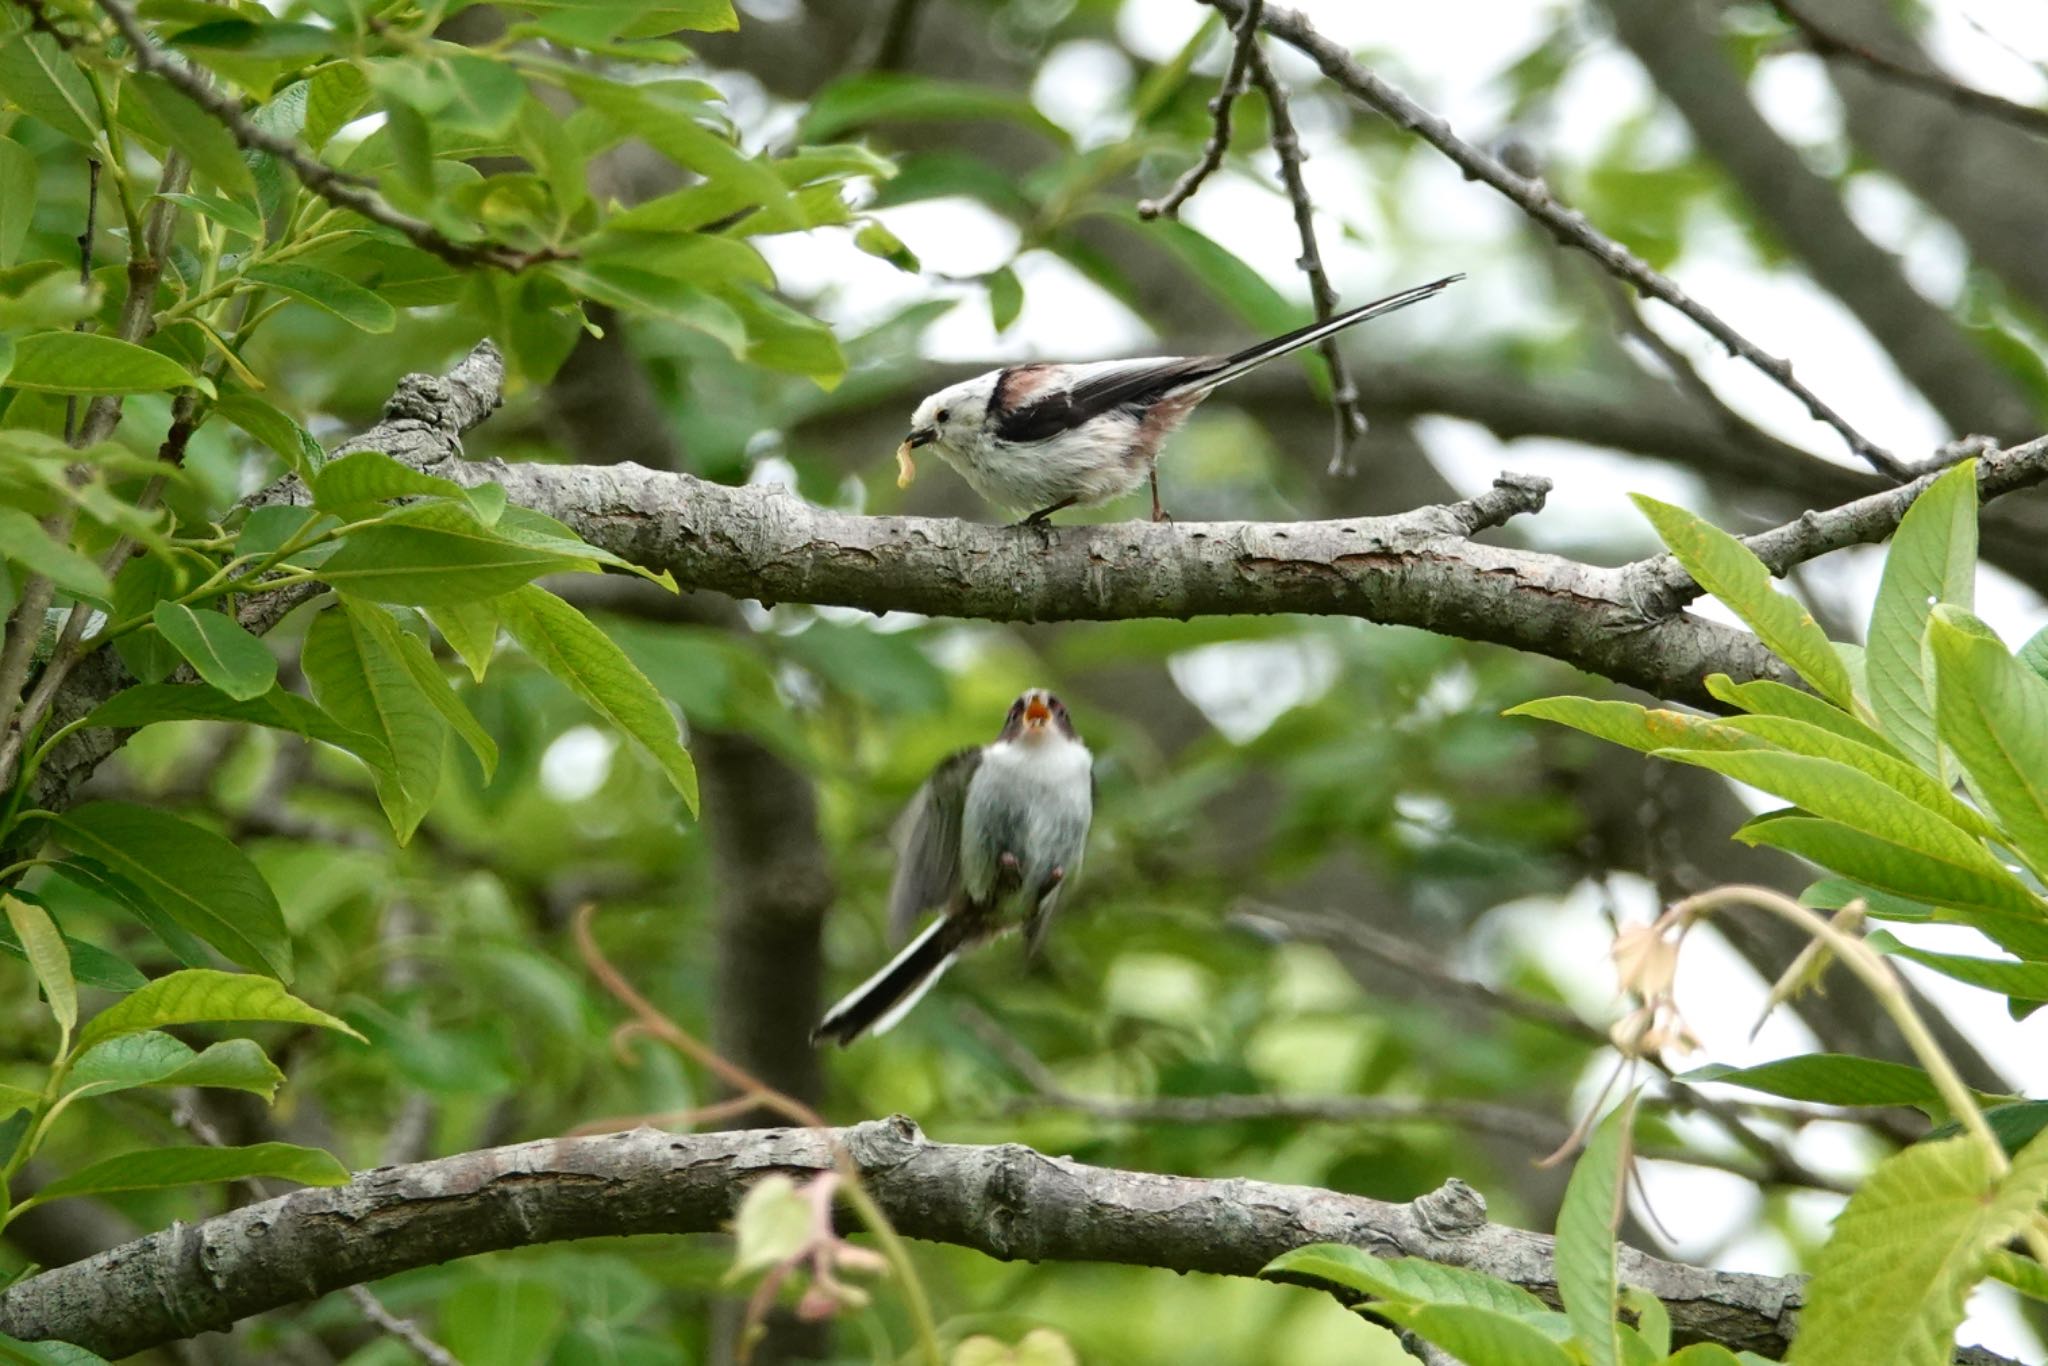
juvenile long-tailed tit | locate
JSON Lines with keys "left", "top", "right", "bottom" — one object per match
{"left": 814, "top": 689, "right": 1094, "bottom": 1047}
{"left": 894, "top": 274, "right": 1462, "bottom": 525}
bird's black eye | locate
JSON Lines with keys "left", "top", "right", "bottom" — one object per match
{"left": 936, "top": 408, "right": 951, "bottom": 423}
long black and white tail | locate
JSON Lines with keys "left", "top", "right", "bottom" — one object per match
{"left": 813, "top": 917, "right": 964, "bottom": 1047}
{"left": 1193, "top": 274, "right": 1463, "bottom": 394}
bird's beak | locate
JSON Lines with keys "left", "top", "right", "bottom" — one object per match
{"left": 895, "top": 428, "right": 936, "bottom": 489}
{"left": 1024, "top": 696, "right": 1051, "bottom": 727}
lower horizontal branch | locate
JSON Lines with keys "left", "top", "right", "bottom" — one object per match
{"left": 0, "top": 1118, "right": 1809, "bottom": 1359}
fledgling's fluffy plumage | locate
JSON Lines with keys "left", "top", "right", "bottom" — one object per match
{"left": 894, "top": 274, "right": 1462, "bottom": 524}
{"left": 813, "top": 689, "right": 1094, "bottom": 1047}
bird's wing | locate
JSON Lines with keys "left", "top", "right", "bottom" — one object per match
{"left": 886, "top": 746, "right": 982, "bottom": 944}
{"left": 991, "top": 356, "right": 1219, "bottom": 444}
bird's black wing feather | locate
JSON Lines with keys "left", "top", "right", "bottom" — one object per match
{"left": 992, "top": 357, "right": 1218, "bottom": 444}
{"left": 885, "top": 747, "right": 981, "bottom": 944}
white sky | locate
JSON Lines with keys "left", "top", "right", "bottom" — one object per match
{"left": 750, "top": 2, "right": 2048, "bottom": 1352}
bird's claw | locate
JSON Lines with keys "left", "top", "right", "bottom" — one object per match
{"left": 996, "top": 851, "right": 1024, "bottom": 894}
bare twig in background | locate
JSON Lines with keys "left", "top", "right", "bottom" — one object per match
{"left": 1139, "top": 0, "right": 1266, "bottom": 219}
{"left": 1208, "top": 0, "right": 1911, "bottom": 480}
{"left": 1766, "top": 0, "right": 2048, "bottom": 140}
{"left": 1243, "top": 42, "right": 1370, "bottom": 475}
{"left": 864, "top": 0, "right": 929, "bottom": 72}
{"left": 88, "top": 0, "right": 565, "bottom": 272}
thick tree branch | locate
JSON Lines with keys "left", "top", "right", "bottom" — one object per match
{"left": 0, "top": 1118, "right": 1824, "bottom": 1359}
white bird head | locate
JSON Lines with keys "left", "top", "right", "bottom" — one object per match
{"left": 895, "top": 372, "right": 999, "bottom": 488}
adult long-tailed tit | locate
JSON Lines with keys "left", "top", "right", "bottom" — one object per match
{"left": 894, "top": 274, "right": 1462, "bottom": 525}
{"left": 814, "top": 688, "right": 1094, "bottom": 1047}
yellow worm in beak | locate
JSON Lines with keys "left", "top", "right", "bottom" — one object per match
{"left": 894, "top": 440, "right": 917, "bottom": 489}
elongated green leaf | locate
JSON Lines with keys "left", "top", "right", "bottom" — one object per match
{"left": 0, "top": 898, "right": 146, "bottom": 991}
{"left": 0, "top": 136, "right": 35, "bottom": 267}
{"left": 1705, "top": 673, "right": 1910, "bottom": 760}
{"left": 77, "top": 967, "right": 362, "bottom": 1050}
{"left": 1928, "top": 609, "right": 2048, "bottom": 875}
{"left": 340, "top": 598, "right": 496, "bottom": 780}
{"left": 21, "top": 1142, "right": 349, "bottom": 1210}
{"left": 1681, "top": 1055, "right": 1985, "bottom": 1111}
{"left": 157, "top": 191, "right": 263, "bottom": 240}
{"left": 1261, "top": 1246, "right": 1547, "bottom": 1317}
{"left": 1371, "top": 1304, "right": 1575, "bottom": 1366}
{"left": 36, "top": 803, "right": 291, "bottom": 978}
{"left": 1504, "top": 697, "right": 1752, "bottom": 755}
{"left": 2, "top": 894, "right": 74, "bottom": 1034}
{"left": 302, "top": 603, "right": 447, "bottom": 843}
{"left": 311, "top": 450, "right": 468, "bottom": 511}
{"left": 0, "top": 1331, "right": 111, "bottom": 1365}
{"left": 987, "top": 264, "right": 1023, "bottom": 332}
{"left": 798, "top": 72, "right": 1068, "bottom": 144}
{"left": 303, "top": 63, "right": 370, "bottom": 150}
{"left": 1558, "top": 1101, "right": 1630, "bottom": 1366}
{"left": 1618, "top": 1287, "right": 1669, "bottom": 1359}
{"left": 1987, "top": 1248, "right": 2048, "bottom": 1304}
{"left": 499, "top": 586, "right": 697, "bottom": 811}
{"left": 1866, "top": 930, "right": 2048, "bottom": 1004}
{"left": 151, "top": 602, "right": 277, "bottom": 701}
{"left": 1801, "top": 877, "right": 1938, "bottom": 923}
{"left": 215, "top": 394, "right": 324, "bottom": 480}
{"left": 66, "top": 1033, "right": 283, "bottom": 1102}
{"left": 319, "top": 502, "right": 591, "bottom": 605}
{"left": 79, "top": 682, "right": 386, "bottom": 761}
{"left": 1713, "top": 714, "right": 1997, "bottom": 841}
{"left": 1634, "top": 496, "right": 1853, "bottom": 707}
{"left": 5, "top": 332, "right": 214, "bottom": 397}
{"left": 0, "top": 30, "right": 97, "bottom": 143}
{"left": 1866, "top": 461, "right": 1977, "bottom": 775}
{"left": 0, "top": 507, "right": 111, "bottom": 600}
{"left": 127, "top": 72, "right": 256, "bottom": 196}
{"left": 428, "top": 600, "right": 499, "bottom": 682}
{"left": 1663, "top": 1349, "right": 1747, "bottom": 1366}
{"left": 1663, "top": 750, "right": 2022, "bottom": 898}
{"left": 1737, "top": 812, "right": 2042, "bottom": 918}
{"left": 1788, "top": 1131, "right": 2048, "bottom": 1366}
{"left": 48, "top": 857, "right": 212, "bottom": 968}
{"left": 244, "top": 263, "right": 397, "bottom": 333}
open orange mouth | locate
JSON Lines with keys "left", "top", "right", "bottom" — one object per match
{"left": 1024, "top": 696, "right": 1051, "bottom": 724}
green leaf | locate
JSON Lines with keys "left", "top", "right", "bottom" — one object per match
{"left": 339, "top": 598, "right": 496, "bottom": 781}
{"left": 79, "top": 682, "right": 384, "bottom": 760}
{"left": 1801, "top": 876, "right": 1939, "bottom": 923}
{"left": 987, "top": 264, "right": 1023, "bottom": 332}
{"left": 243, "top": 262, "right": 397, "bottom": 333}
{"left": 1866, "top": 460, "right": 1977, "bottom": 775}
{"left": 76, "top": 967, "right": 362, "bottom": 1050}
{"left": 1662, "top": 750, "right": 2023, "bottom": 900}
{"left": 1504, "top": 696, "right": 1751, "bottom": 756}
{"left": 47, "top": 858, "right": 212, "bottom": 968}
{"left": 854, "top": 218, "right": 919, "bottom": 273}
{"left": 427, "top": 600, "right": 499, "bottom": 683}
{"left": 1704, "top": 673, "right": 1910, "bottom": 761}
{"left": 797, "top": 73, "right": 1068, "bottom": 145}
{"left": 1633, "top": 495, "right": 1854, "bottom": 707}
{"left": 1865, "top": 930, "right": 2048, "bottom": 1004}
{"left": 5, "top": 332, "right": 214, "bottom": 397}
{"left": 0, "top": 136, "right": 36, "bottom": 267}
{"left": 303, "top": 63, "right": 370, "bottom": 150}
{"left": 1787, "top": 1132, "right": 2048, "bottom": 1366}
{"left": 1987, "top": 1248, "right": 2048, "bottom": 1304}
{"left": 725, "top": 1173, "right": 813, "bottom": 1280}
{"left": 1618, "top": 1287, "right": 1669, "bottom": 1359}
{"left": 724, "top": 285, "right": 845, "bottom": 385}
{"left": 127, "top": 72, "right": 256, "bottom": 197}
{"left": 215, "top": 394, "right": 325, "bottom": 480}
{"left": 319, "top": 502, "right": 593, "bottom": 605}
{"left": 19, "top": 1142, "right": 349, "bottom": 1211}
{"left": 1558, "top": 1102, "right": 1630, "bottom": 1366}
{"left": 1712, "top": 714, "right": 1998, "bottom": 842}
{"left": 151, "top": 602, "right": 277, "bottom": 701}
{"left": 2017, "top": 626, "right": 2048, "bottom": 684}
{"left": 0, "top": 1332, "right": 112, "bottom": 1364}
{"left": 2, "top": 894, "right": 74, "bottom": 1035}
{"left": 1928, "top": 608, "right": 2048, "bottom": 875}
{"left": 0, "top": 898, "right": 146, "bottom": 992}
{"left": 302, "top": 602, "right": 447, "bottom": 843}
{"left": 1146, "top": 218, "right": 1303, "bottom": 338}
{"left": 1371, "top": 1305, "right": 1576, "bottom": 1366}
{"left": 65, "top": 1033, "right": 284, "bottom": 1102}
{"left": 499, "top": 585, "right": 697, "bottom": 811}
{"left": 1736, "top": 812, "right": 2042, "bottom": 919}
{"left": 36, "top": 803, "right": 292, "bottom": 979}
{"left": 311, "top": 450, "right": 470, "bottom": 511}
{"left": 156, "top": 191, "right": 264, "bottom": 240}
{"left": 0, "top": 30, "right": 97, "bottom": 143}
{"left": 1663, "top": 1349, "right": 1747, "bottom": 1366}
{"left": 1260, "top": 1246, "right": 1547, "bottom": 1318}
{"left": 1680, "top": 1055, "right": 1983, "bottom": 1111}
{"left": 0, "top": 507, "right": 111, "bottom": 600}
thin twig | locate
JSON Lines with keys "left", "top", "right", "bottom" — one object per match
{"left": 1138, "top": 0, "right": 1266, "bottom": 219}
{"left": 1243, "top": 42, "right": 1369, "bottom": 475}
{"left": 864, "top": 0, "right": 928, "bottom": 72}
{"left": 88, "top": 0, "right": 566, "bottom": 273}
{"left": 1213, "top": 0, "right": 1907, "bottom": 480}
{"left": 60, "top": 158, "right": 99, "bottom": 445}
{"left": 1767, "top": 0, "right": 2048, "bottom": 141}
